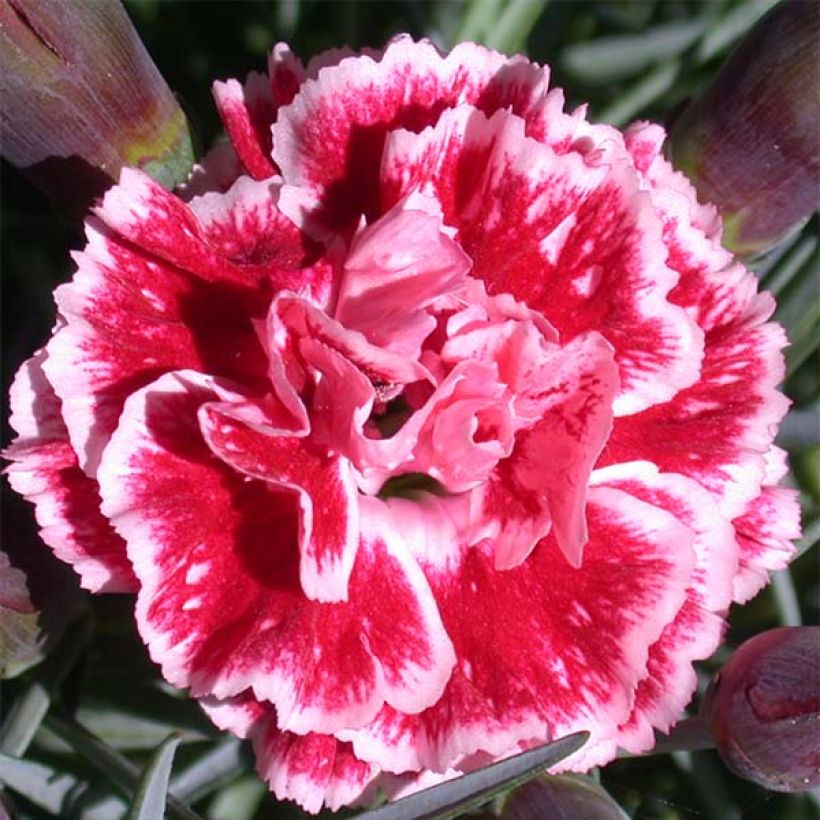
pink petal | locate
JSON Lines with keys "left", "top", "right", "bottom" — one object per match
{"left": 97, "top": 373, "right": 454, "bottom": 732}
{"left": 268, "top": 292, "right": 430, "bottom": 394}
{"left": 4, "top": 352, "right": 135, "bottom": 592}
{"left": 187, "top": 175, "right": 326, "bottom": 283}
{"left": 198, "top": 399, "right": 359, "bottom": 603}
{"left": 213, "top": 74, "right": 277, "bottom": 180}
{"left": 343, "top": 488, "right": 695, "bottom": 773}
{"left": 477, "top": 332, "right": 619, "bottom": 569}
{"left": 381, "top": 105, "right": 703, "bottom": 415}
{"left": 603, "top": 316, "right": 790, "bottom": 520}
{"left": 335, "top": 194, "right": 471, "bottom": 356}
{"left": 732, "top": 486, "right": 801, "bottom": 604}
{"left": 43, "top": 167, "right": 321, "bottom": 474}
{"left": 253, "top": 720, "right": 378, "bottom": 814}
{"left": 272, "top": 36, "right": 554, "bottom": 228}
{"left": 201, "top": 692, "right": 379, "bottom": 814}
{"left": 590, "top": 461, "right": 738, "bottom": 751}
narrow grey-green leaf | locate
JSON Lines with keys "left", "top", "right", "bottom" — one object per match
{"left": 696, "top": 0, "right": 779, "bottom": 63}
{"left": 207, "top": 776, "right": 267, "bottom": 820}
{"left": 560, "top": 20, "right": 706, "bottom": 83}
{"left": 598, "top": 60, "right": 679, "bottom": 127}
{"left": 170, "top": 737, "right": 246, "bottom": 803}
{"left": 45, "top": 714, "right": 201, "bottom": 820}
{"left": 0, "top": 681, "right": 50, "bottom": 756}
{"left": 77, "top": 705, "right": 207, "bottom": 751}
{"left": 483, "top": 0, "right": 549, "bottom": 55}
{"left": 127, "top": 733, "right": 182, "bottom": 820}
{"left": 0, "top": 753, "right": 78, "bottom": 813}
{"left": 359, "top": 731, "right": 588, "bottom": 819}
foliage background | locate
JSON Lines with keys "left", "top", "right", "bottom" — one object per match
{"left": 1, "top": 1, "right": 817, "bottom": 819}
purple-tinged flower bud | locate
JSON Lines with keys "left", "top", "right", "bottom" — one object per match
{"left": 700, "top": 627, "right": 820, "bottom": 792}
{"left": 669, "top": 0, "right": 820, "bottom": 257}
{"left": 0, "top": 0, "right": 193, "bottom": 213}
{"left": 0, "top": 548, "right": 41, "bottom": 679}
{"left": 500, "top": 775, "right": 629, "bottom": 820}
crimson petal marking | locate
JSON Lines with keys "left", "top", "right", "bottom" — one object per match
{"left": 590, "top": 462, "right": 738, "bottom": 751}
{"left": 381, "top": 105, "right": 703, "bottom": 415}
{"left": 342, "top": 487, "right": 695, "bottom": 773}
{"left": 732, "top": 486, "right": 801, "bottom": 604}
{"left": 602, "top": 316, "right": 790, "bottom": 520}
{"left": 187, "top": 175, "right": 326, "bottom": 280}
{"left": 478, "top": 332, "right": 619, "bottom": 569}
{"left": 97, "top": 168, "right": 308, "bottom": 288}
{"left": 43, "top": 218, "right": 270, "bottom": 475}
{"left": 98, "top": 378, "right": 453, "bottom": 731}
{"left": 213, "top": 74, "right": 277, "bottom": 180}
{"left": 200, "top": 691, "right": 380, "bottom": 814}
{"left": 272, "top": 36, "right": 554, "bottom": 228}
{"left": 4, "top": 351, "right": 135, "bottom": 593}
{"left": 254, "top": 719, "right": 379, "bottom": 814}
{"left": 335, "top": 195, "right": 472, "bottom": 356}
{"left": 199, "top": 400, "right": 359, "bottom": 603}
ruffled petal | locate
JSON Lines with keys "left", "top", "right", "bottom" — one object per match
{"left": 42, "top": 169, "right": 323, "bottom": 475}
{"left": 199, "top": 399, "right": 359, "bottom": 603}
{"left": 335, "top": 194, "right": 471, "bottom": 356}
{"left": 381, "top": 105, "right": 703, "bottom": 415}
{"left": 273, "top": 36, "right": 554, "bottom": 228}
{"left": 4, "top": 351, "right": 135, "bottom": 593}
{"left": 201, "top": 692, "right": 379, "bottom": 814}
{"left": 590, "top": 461, "right": 737, "bottom": 751}
{"left": 97, "top": 371, "right": 454, "bottom": 733}
{"left": 603, "top": 314, "right": 790, "bottom": 520}
{"left": 732, "top": 486, "right": 801, "bottom": 604}
{"left": 342, "top": 487, "right": 695, "bottom": 773}
{"left": 477, "top": 331, "right": 619, "bottom": 569}
{"left": 213, "top": 73, "right": 277, "bottom": 180}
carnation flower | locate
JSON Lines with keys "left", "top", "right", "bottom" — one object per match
{"left": 4, "top": 37, "right": 800, "bottom": 813}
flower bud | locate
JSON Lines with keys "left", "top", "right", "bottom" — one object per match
{"left": 0, "top": 0, "right": 193, "bottom": 213}
{"left": 669, "top": 0, "right": 820, "bottom": 257}
{"left": 0, "top": 548, "right": 41, "bottom": 679}
{"left": 700, "top": 627, "right": 820, "bottom": 792}
{"left": 500, "top": 775, "right": 629, "bottom": 820}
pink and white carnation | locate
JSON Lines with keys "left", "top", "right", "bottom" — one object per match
{"left": 4, "top": 37, "right": 801, "bottom": 813}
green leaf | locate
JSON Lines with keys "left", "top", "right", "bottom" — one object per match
{"left": 76, "top": 705, "right": 208, "bottom": 751}
{"left": 598, "top": 59, "right": 679, "bottom": 127}
{"left": 170, "top": 737, "right": 247, "bottom": 803}
{"left": 358, "top": 731, "right": 589, "bottom": 819}
{"left": 126, "top": 734, "right": 182, "bottom": 820}
{"left": 0, "top": 753, "right": 78, "bottom": 813}
{"left": 560, "top": 19, "right": 706, "bottom": 84}
{"left": 45, "top": 714, "right": 202, "bottom": 820}
{"left": 483, "top": 0, "right": 549, "bottom": 55}
{"left": 207, "top": 775, "right": 267, "bottom": 820}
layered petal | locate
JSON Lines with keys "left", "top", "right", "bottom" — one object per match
{"left": 198, "top": 398, "right": 359, "bottom": 603}
{"left": 381, "top": 106, "right": 703, "bottom": 415}
{"left": 97, "top": 370, "right": 455, "bottom": 732}
{"left": 477, "top": 331, "right": 619, "bottom": 569}
{"left": 4, "top": 351, "right": 134, "bottom": 592}
{"left": 590, "top": 462, "right": 737, "bottom": 751}
{"left": 342, "top": 487, "right": 696, "bottom": 773}
{"left": 732, "top": 486, "right": 801, "bottom": 604}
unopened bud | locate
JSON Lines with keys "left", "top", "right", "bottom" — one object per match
{"left": 0, "top": 0, "right": 193, "bottom": 213}
{"left": 670, "top": 0, "right": 820, "bottom": 257}
{"left": 700, "top": 626, "right": 820, "bottom": 792}
{"left": 500, "top": 774, "right": 629, "bottom": 820}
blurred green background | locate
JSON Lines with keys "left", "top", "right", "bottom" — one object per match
{"left": 1, "top": 1, "right": 817, "bottom": 819}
